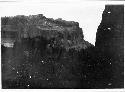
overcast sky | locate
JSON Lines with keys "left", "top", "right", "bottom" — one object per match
{"left": 0, "top": 0, "right": 123, "bottom": 45}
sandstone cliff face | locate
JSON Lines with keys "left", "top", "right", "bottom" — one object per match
{"left": 1, "top": 14, "right": 91, "bottom": 50}
{"left": 2, "top": 14, "right": 93, "bottom": 88}
{"left": 95, "top": 5, "right": 124, "bottom": 88}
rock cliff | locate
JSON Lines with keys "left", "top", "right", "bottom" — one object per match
{"left": 2, "top": 5, "right": 124, "bottom": 89}
{"left": 1, "top": 14, "right": 93, "bottom": 88}
{"left": 1, "top": 14, "right": 91, "bottom": 50}
{"left": 95, "top": 5, "right": 124, "bottom": 88}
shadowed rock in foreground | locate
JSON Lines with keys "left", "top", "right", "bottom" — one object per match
{"left": 95, "top": 5, "right": 124, "bottom": 88}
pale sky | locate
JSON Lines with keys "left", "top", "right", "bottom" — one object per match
{"left": 0, "top": 0, "right": 120, "bottom": 45}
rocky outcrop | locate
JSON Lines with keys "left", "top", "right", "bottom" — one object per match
{"left": 95, "top": 5, "right": 124, "bottom": 88}
{"left": 1, "top": 14, "right": 93, "bottom": 88}
{"left": 1, "top": 14, "right": 91, "bottom": 50}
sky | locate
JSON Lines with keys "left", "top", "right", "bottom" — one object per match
{"left": 0, "top": 0, "right": 123, "bottom": 45}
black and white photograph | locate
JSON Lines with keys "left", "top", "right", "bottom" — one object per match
{"left": 0, "top": 0, "right": 124, "bottom": 90}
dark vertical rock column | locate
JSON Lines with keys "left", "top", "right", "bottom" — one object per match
{"left": 95, "top": 5, "right": 124, "bottom": 88}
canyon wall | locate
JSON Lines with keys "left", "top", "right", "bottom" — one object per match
{"left": 95, "top": 5, "right": 124, "bottom": 88}
{"left": 1, "top": 5, "right": 124, "bottom": 89}
{"left": 2, "top": 14, "right": 93, "bottom": 88}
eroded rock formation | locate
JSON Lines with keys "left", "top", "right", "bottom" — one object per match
{"left": 95, "top": 5, "right": 124, "bottom": 88}
{"left": 1, "top": 14, "right": 92, "bottom": 88}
